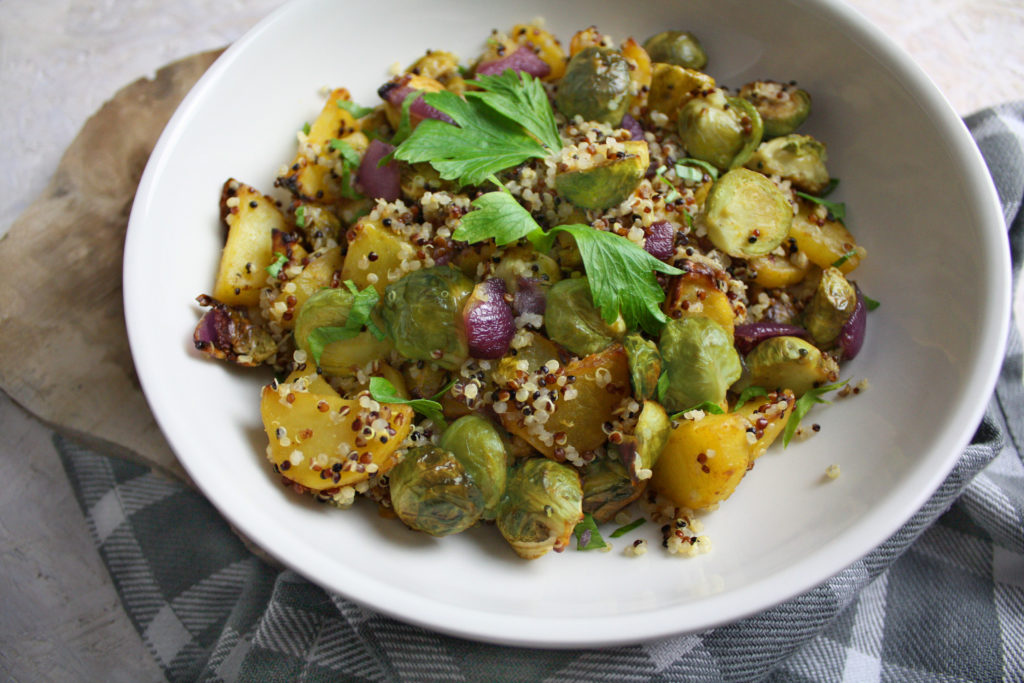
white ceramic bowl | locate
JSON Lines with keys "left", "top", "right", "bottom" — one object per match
{"left": 124, "top": 0, "right": 1010, "bottom": 647}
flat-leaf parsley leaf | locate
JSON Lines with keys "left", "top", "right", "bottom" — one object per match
{"left": 368, "top": 376, "right": 447, "bottom": 429}
{"left": 783, "top": 379, "right": 849, "bottom": 447}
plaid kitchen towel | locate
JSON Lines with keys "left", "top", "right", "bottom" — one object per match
{"left": 58, "top": 102, "right": 1024, "bottom": 682}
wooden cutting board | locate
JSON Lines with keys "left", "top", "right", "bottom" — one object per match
{"left": 0, "top": 50, "right": 224, "bottom": 482}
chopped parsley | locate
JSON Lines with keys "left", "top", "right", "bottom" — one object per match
{"left": 831, "top": 249, "right": 858, "bottom": 268}
{"left": 266, "top": 252, "right": 288, "bottom": 277}
{"left": 295, "top": 205, "right": 307, "bottom": 228}
{"left": 782, "top": 379, "right": 849, "bottom": 447}
{"left": 862, "top": 292, "right": 881, "bottom": 310}
{"left": 796, "top": 190, "right": 846, "bottom": 222}
{"left": 669, "top": 401, "right": 725, "bottom": 420}
{"left": 328, "top": 138, "right": 363, "bottom": 199}
{"left": 368, "top": 376, "right": 447, "bottom": 428}
{"left": 573, "top": 513, "right": 607, "bottom": 550}
{"left": 305, "top": 281, "right": 384, "bottom": 365}
{"left": 733, "top": 386, "right": 769, "bottom": 410}
{"left": 301, "top": 122, "right": 311, "bottom": 136}
{"left": 610, "top": 518, "right": 646, "bottom": 538}
{"left": 336, "top": 99, "right": 374, "bottom": 118}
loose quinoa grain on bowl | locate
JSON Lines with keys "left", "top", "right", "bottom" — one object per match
{"left": 192, "top": 19, "right": 872, "bottom": 560}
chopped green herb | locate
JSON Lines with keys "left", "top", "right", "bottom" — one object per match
{"left": 653, "top": 164, "right": 682, "bottom": 202}
{"left": 831, "top": 249, "right": 858, "bottom": 268}
{"left": 820, "top": 177, "right": 840, "bottom": 196}
{"left": 302, "top": 122, "right": 311, "bottom": 136}
{"left": 573, "top": 513, "right": 607, "bottom": 550}
{"left": 305, "top": 281, "right": 383, "bottom": 365}
{"left": 368, "top": 376, "right": 447, "bottom": 428}
{"left": 336, "top": 99, "right": 374, "bottom": 118}
{"left": 328, "top": 138, "right": 364, "bottom": 199}
{"left": 861, "top": 293, "right": 881, "bottom": 310}
{"left": 796, "top": 190, "right": 846, "bottom": 222}
{"left": 782, "top": 379, "right": 849, "bottom": 447}
{"left": 670, "top": 401, "right": 725, "bottom": 420}
{"left": 656, "top": 371, "right": 670, "bottom": 404}
{"left": 389, "top": 90, "right": 420, "bottom": 146}
{"left": 266, "top": 252, "right": 288, "bottom": 277}
{"left": 295, "top": 205, "right": 307, "bottom": 228}
{"left": 453, "top": 191, "right": 547, "bottom": 247}
{"left": 733, "top": 386, "right": 769, "bottom": 410}
{"left": 610, "top": 518, "right": 646, "bottom": 538}
{"left": 677, "top": 157, "right": 719, "bottom": 181}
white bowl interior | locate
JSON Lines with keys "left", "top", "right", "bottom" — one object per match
{"left": 124, "top": 0, "right": 1009, "bottom": 646}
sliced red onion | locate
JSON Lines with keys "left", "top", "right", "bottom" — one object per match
{"left": 356, "top": 139, "right": 400, "bottom": 201}
{"left": 193, "top": 295, "right": 276, "bottom": 366}
{"left": 620, "top": 114, "right": 645, "bottom": 141}
{"left": 194, "top": 304, "right": 233, "bottom": 351}
{"left": 378, "top": 79, "right": 455, "bottom": 124}
{"left": 734, "top": 321, "right": 810, "bottom": 356}
{"left": 644, "top": 221, "right": 675, "bottom": 261}
{"left": 513, "top": 277, "right": 547, "bottom": 316}
{"left": 837, "top": 286, "right": 867, "bottom": 360}
{"left": 464, "top": 278, "right": 516, "bottom": 359}
{"left": 475, "top": 45, "right": 551, "bottom": 79}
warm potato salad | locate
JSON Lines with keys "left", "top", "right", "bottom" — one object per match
{"left": 193, "top": 21, "right": 871, "bottom": 559}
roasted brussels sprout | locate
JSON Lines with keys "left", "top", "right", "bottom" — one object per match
{"left": 739, "top": 80, "right": 811, "bottom": 138}
{"left": 489, "top": 245, "right": 562, "bottom": 292}
{"left": 437, "top": 415, "right": 510, "bottom": 520}
{"left": 624, "top": 333, "right": 662, "bottom": 400}
{"left": 701, "top": 167, "right": 793, "bottom": 259}
{"left": 389, "top": 445, "right": 485, "bottom": 536}
{"left": 581, "top": 456, "right": 644, "bottom": 524}
{"left": 612, "top": 399, "right": 671, "bottom": 482}
{"left": 496, "top": 458, "right": 583, "bottom": 559}
{"left": 658, "top": 315, "right": 741, "bottom": 412}
{"left": 293, "top": 287, "right": 394, "bottom": 377}
{"left": 646, "top": 63, "right": 715, "bottom": 122}
{"left": 555, "top": 46, "right": 632, "bottom": 125}
{"left": 642, "top": 30, "right": 707, "bottom": 70}
{"left": 746, "top": 134, "right": 830, "bottom": 195}
{"left": 554, "top": 140, "right": 649, "bottom": 210}
{"left": 544, "top": 277, "right": 625, "bottom": 356}
{"left": 677, "top": 88, "right": 763, "bottom": 170}
{"left": 740, "top": 335, "right": 840, "bottom": 397}
{"left": 380, "top": 266, "right": 474, "bottom": 370}
{"left": 803, "top": 267, "right": 857, "bottom": 347}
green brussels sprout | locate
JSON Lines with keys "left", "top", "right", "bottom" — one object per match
{"left": 555, "top": 46, "right": 632, "bottom": 125}
{"left": 647, "top": 63, "right": 716, "bottom": 122}
{"left": 624, "top": 333, "right": 662, "bottom": 400}
{"left": 554, "top": 140, "right": 649, "bottom": 210}
{"left": 739, "top": 335, "right": 840, "bottom": 397}
{"left": 643, "top": 30, "right": 708, "bottom": 70}
{"left": 581, "top": 456, "right": 643, "bottom": 524}
{"left": 496, "top": 458, "right": 583, "bottom": 559}
{"left": 739, "top": 80, "right": 811, "bottom": 138}
{"left": 658, "top": 315, "right": 741, "bottom": 412}
{"left": 612, "top": 399, "right": 670, "bottom": 482}
{"left": 437, "top": 415, "right": 509, "bottom": 520}
{"left": 544, "top": 277, "right": 625, "bottom": 356}
{"left": 293, "top": 287, "right": 393, "bottom": 376}
{"left": 677, "top": 88, "right": 764, "bottom": 170}
{"left": 701, "top": 167, "right": 793, "bottom": 259}
{"left": 746, "top": 134, "right": 830, "bottom": 195}
{"left": 803, "top": 267, "right": 856, "bottom": 347}
{"left": 388, "top": 445, "right": 486, "bottom": 537}
{"left": 489, "top": 245, "right": 562, "bottom": 291}
{"left": 380, "top": 266, "right": 473, "bottom": 370}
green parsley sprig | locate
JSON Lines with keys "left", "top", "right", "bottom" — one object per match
{"left": 782, "top": 379, "right": 849, "bottom": 447}
{"left": 368, "top": 376, "right": 449, "bottom": 429}
{"left": 305, "top": 281, "right": 385, "bottom": 365}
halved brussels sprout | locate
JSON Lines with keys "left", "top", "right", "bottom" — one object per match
{"left": 581, "top": 456, "right": 644, "bottom": 524}
{"left": 388, "top": 445, "right": 485, "bottom": 536}
{"left": 624, "top": 333, "right": 662, "bottom": 400}
{"left": 554, "top": 140, "right": 649, "bottom": 210}
{"left": 489, "top": 245, "right": 562, "bottom": 292}
{"left": 677, "top": 89, "right": 763, "bottom": 170}
{"left": 803, "top": 267, "right": 856, "bottom": 348}
{"left": 740, "top": 335, "right": 840, "bottom": 397}
{"left": 646, "top": 63, "right": 716, "bottom": 122}
{"left": 380, "top": 266, "right": 474, "bottom": 370}
{"left": 739, "top": 80, "right": 811, "bottom": 138}
{"left": 544, "top": 277, "right": 625, "bottom": 356}
{"left": 555, "top": 46, "right": 632, "bottom": 125}
{"left": 612, "top": 399, "right": 671, "bottom": 482}
{"left": 642, "top": 30, "right": 707, "bottom": 70}
{"left": 701, "top": 167, "right": 793, "bottom": 259}
{"left": 658, "top": 315, "right": 741, "bottom": 412}
{"left": 437, "top": 415, "right": 510, "bottom": 520}
{"left": 293, "top": 287, "right": 394, "bottom": 377}
{"left": 496, "top": 458, "right": 583, "bottom": 559}
{"left": 746, "top": 134, "right": 830, "bottom": 195}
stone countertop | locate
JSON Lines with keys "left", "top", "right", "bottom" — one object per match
{"left": 1, "top": 1, "right": 1022, "bottom": 680}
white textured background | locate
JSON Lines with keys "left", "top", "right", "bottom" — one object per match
{"left": 0, "top": 1, "right": 1021, "bottom": 680}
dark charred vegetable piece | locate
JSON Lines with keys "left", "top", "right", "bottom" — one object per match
{"left": 437, "top": 415, "right": 510, "bottom": 520}
{"left": 496, "top": 458, "right": 583, "bottom": 559}
{"left": 194, "top": 295, "right": 277, "bottom": 366}
{"left": 739, "top": 335, "right": 840, "bottom": 397}
{"left": 356, "top": 138, "right": 400, "bottom": 201}
{"left": 463, "top": 278, "right": 516, "bottom": 359}
{"left": 555, "top": 46, "right": 632, "bottom": 125}
{"left": 700, "top": 167, "right": 793, "bottom": 258}
{"left": 739, "top": 80, "right": 812, "bottom": 138}
{"left": 388, "top": 444, "right": 486, "bottom": 536}
{"left": 380, "top": 266, "right": 474, "bottom": 370}
{"left": 746, "top": 134, "right": 830, "bottom": 195}
{"left": 554, "top": 140, "right": 649, "bottom": 210}
{"left": 733, "top": 321, "right": 810, "bottom": 356}
{"left": 612, "top": 399, "right": 671, "bottom": 482}
{"left": 837, "top": 285, "right": 868, "bottom": 360}
{"left": 677, "top": 89, "right": 763, "bottom": 170}
{"left": 624, "top": 333, "right": 662, "bottom": 400}
{"left": 581, "top": 456, "right": 644, "bottom": 524}
{"left": 658, "top": 315, "right": 741, "bottom": 412}
{"left": 643, "top": 30, "right": 708, "bottom": 70}
{"left": 476, "top": 45, "right": 552, "bottom": 78}
{"left": 802, "top": 267, "right": 857, "bottom": 348}
{"left": 544, "top": 277, "right": 625, "bottom": 356}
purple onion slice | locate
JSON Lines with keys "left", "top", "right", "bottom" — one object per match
{"left": 475, "top": 45, "right": 551, "bottom": 79}
{"left": 464, "top": 278, "right": 517, "bottom": 359}
{"left": 644, "top": 220, "right": 676, "bottom": 261}
{"left": 378, "top": 78, "right": 454, "bottom": 124}
{"left": 837, "top": 286, "right": 867, "bottom": 360}
{"left": 620, "top": 114, "right": 645, "bottom": 141}
{"left": 734, "top": 321, "right": 810, "bottom": 356}
{"left": 512, "top": 277, "right": 548, "bottom": 316}
{"left": 356, "top": 139, "right": 400, "bottom": 201}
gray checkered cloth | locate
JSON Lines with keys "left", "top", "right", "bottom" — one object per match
{"left": 59, "top": 103, "right": 1024, "bottom": 682}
